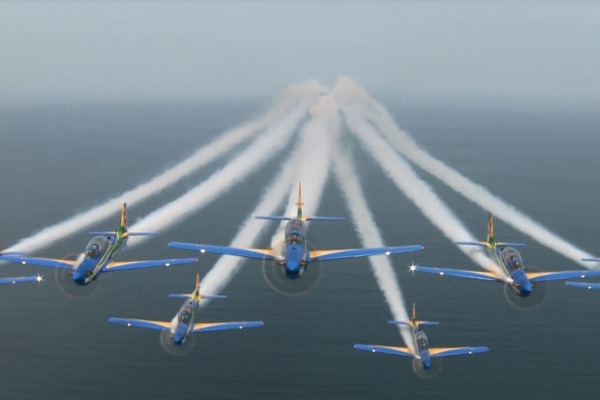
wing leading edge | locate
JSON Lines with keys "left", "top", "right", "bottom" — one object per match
{"left": 169, "top": 242, "right": 276, "bottom": 261}
{"left": 107, "top": 317, "right": 171, "bottom": 331}
{"left": 191, "top": 321, "right": 264, "bottom": 333}
{"left": 353, "top": 344, "right": 414, "bottom": 357}
{"left": 310, "top": 245, "right": 423, "bottom": 262}
{"left": 429, "top": 346, "right": 489, "bottom": 358}
{"left": 104, "top": 258, "right": 198, "bottom": 272}
{"left": 0, "top": 255, "right": 76, "bottom": 270}
{"left": 410, "top": 265, "right": 501, "bottom": 282}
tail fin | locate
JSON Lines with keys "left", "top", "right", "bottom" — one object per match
{"left": 120, "top": 203, "right": 128, "bottom": 231}
{"left": 255, "top": 182, "right": 343, "bottom": 222}
{"left": 296, "top": 182, "right": 303, "bottom": 219}
{"left": 456, "top": 213, "right": 526, "bottom": 249}
{"left": 194, "top": 273, "right": 200, "bottom": 300}
{"left": 168, "top": 274, "right": 226, "bottom": 301}
{"left": 486, "top": 213, "right": 494, "bottom": 245}
{"left": 389, "top": 303, "right": 439, "bottom": 329}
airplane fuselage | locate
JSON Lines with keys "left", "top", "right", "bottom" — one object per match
{"left": 171, "top": 299, "right": 196, "bottom": 345}
{"left": 72, "top": 233, "right": 126, "bottom": 285}
{"left": 281, "top": 218, "right": 308, "bottom": 278}
{"left": 413, "top": 330, "right": 432, "bottom": 369}
{"left": 489, "top": 245, "right": 532, "bottom": 297}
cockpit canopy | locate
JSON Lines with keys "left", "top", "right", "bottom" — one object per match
{"left": 178, "top": 302, "right": 193, "bottom": 324}
{"left": 285, "top": 219, "right": 306, "bottom": 245}
{"left": 416, "top": 331, "right": 429, "bottom": 351}
{"left": 501, "top": 247, "right": 524, "bottom": 272}
{"left": 85, "top": 236, "right": 110, "bottom": 259}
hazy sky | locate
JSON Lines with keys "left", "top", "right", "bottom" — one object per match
{"left": 1, "top": 1, "right": 599, "bottom": 105}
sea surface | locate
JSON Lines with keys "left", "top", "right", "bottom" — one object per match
{"left": 1, "top": 96, "right": 599, "bottom": 399}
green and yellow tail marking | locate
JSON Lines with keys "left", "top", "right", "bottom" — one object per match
{"left": 486, "top": 213, "right": 495, "bottom": 247}
{"left": 296, "top": 182, "right": 304, "bottom": 219}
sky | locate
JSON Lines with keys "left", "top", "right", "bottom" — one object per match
{"left": 1, "top": 1, "right": 599, "bottom": 106}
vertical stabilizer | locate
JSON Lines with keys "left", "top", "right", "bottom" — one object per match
{"left": 193, "top": 273, "right": 200, "bottom": 302}
{"left": 411, "top": 302, "right": 417, "bottom": 326}
{"left": 486, "top": 213, "right": 495, "bottom": 246}
{"left": 120, "top": 203, "right": 128, "bottom": 232}
{"left": 296, "top": 182, "right": 304, "bottom": 219}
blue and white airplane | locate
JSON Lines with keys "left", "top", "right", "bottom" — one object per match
{"left": 1, "top": 204, "right": 197, "bottom": 286}
{"left": 410, "top": 214, "right": 600, "bottom": 298}
{"left": 169, "top": 183, "right": 423, "bottom": 279}
{"left": 354, "top": 304, "right": 488, "bottom": 372}
{"left": 108, "top": 274, "right": 264, "bottom": 345}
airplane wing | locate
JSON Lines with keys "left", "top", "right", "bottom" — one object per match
{"left": 103, "top": 258, "right": 198, "bottom": 272}
{"left": 191, "top": 321, "right": 264, "bottom": 333}
{"left": 527, "top": 270, "right": 600, "bottom": 282}
{"left": 310, "top": 245, "right": 423, "bottom": 262}
{"left": 429, "top": 346, "right": 489, "bottom": 358}
{"left": 0, "top": 255, "right": 76, "bottom": 270}
{"left": 169, "top": 242, "right": 277, "bottom": 261}
{"left": 410, "top": 265, "right": 502, "bottom": 282}
{"left": 565, "top": 281, "right": 600, "bottom": 289}
{"left": 107, "top": 317, "right": 171, "bottom": 331}
{"left": 353, "top": 344, "right": 414, "bottom": 357}
{"left": 0, "top": 275, "right": 41, "bottom": 285}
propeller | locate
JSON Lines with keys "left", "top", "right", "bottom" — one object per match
{"left": 159, "top": 330, "right": 193, "bottom": 356}
{"left": 412, "top": 358, "right": 443, "bottom": 379}
{"left": 503, "top": 267, "right": 549, "bottom": 310}
{"left": 54, "top": 253, "right": 97, "bottom": 299}
{"left": 261, "top": 239, "right": 322, "bottom": 296}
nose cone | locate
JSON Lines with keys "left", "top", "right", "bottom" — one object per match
{"left": 71, "top": 270, "right": 87, "bottom": 285}
{"left": 285, "top": 261, "right": 301, "bottom": 279}
{"left": 519, "top": 280, "right": 533, "bottom": 297}
{"left": 173, "top": 334, "right": 186, "bottom": 345}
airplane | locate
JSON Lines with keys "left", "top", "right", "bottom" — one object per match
{"left": 354, "top": 303, "right": 488, "bottom": 371}
{"left": 169, "top": 182, "right": 423, "bottom": 279}
{"left": 410, "top": 213, "right": 600, "bottom": 298}
{"left": 0, "top": 203, "right": 198, "bottom": 286}
{"left": 108, "top": 273, "right": 264, "bottom": 345}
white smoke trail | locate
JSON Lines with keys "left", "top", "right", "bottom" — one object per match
{"left": 268, "top": 93, "right": 342, "bottom": 247}
{"left": 127, "top": 90, "right": 317, "bottom": 245}
{"left": 200, "top": 93, "right": 342, "bottom": 296}
{"left": 332, "top": 147, "right": 415, "bottom": 352}
{"left": 338, "top": 78, "right": 595, "bottom": 266}
{"left": 337, "top": 98, "right": 500, "bottom": 276}
{"left": 8, "top": 82, "right": 322, "bottom": 254}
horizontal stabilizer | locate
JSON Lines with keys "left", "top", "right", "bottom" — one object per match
{"left": 455, "top": 241, "right": 489, "bottom": 248}
{"left": 255, "top": 216, "right": 292, "bottom": 221}
{"left": 388, "top": 320, "right": 439, "bottom": 327}
{"left": 565, "top": 281, "right": 600, "bottom": 290}
{"left": 354, "top": 344, "right": 414, "bottom": 358}
{"left": 304, "top": 217, "right": 344, "bottom": 222}
{"left": 168, "top": 293, "right": 227, "bottom": 300}
{"left": 582, "top": 258, "right": 600, "bottom": 263}
{"left": 88, "top": 231, "right": 159, "bottom": 237}
{"left": 496, "top": 242, "right": 526, "bottom": 248}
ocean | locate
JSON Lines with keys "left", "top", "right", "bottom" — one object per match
{"left": 1, "top": 95, "right": 599, "bottom": 399}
